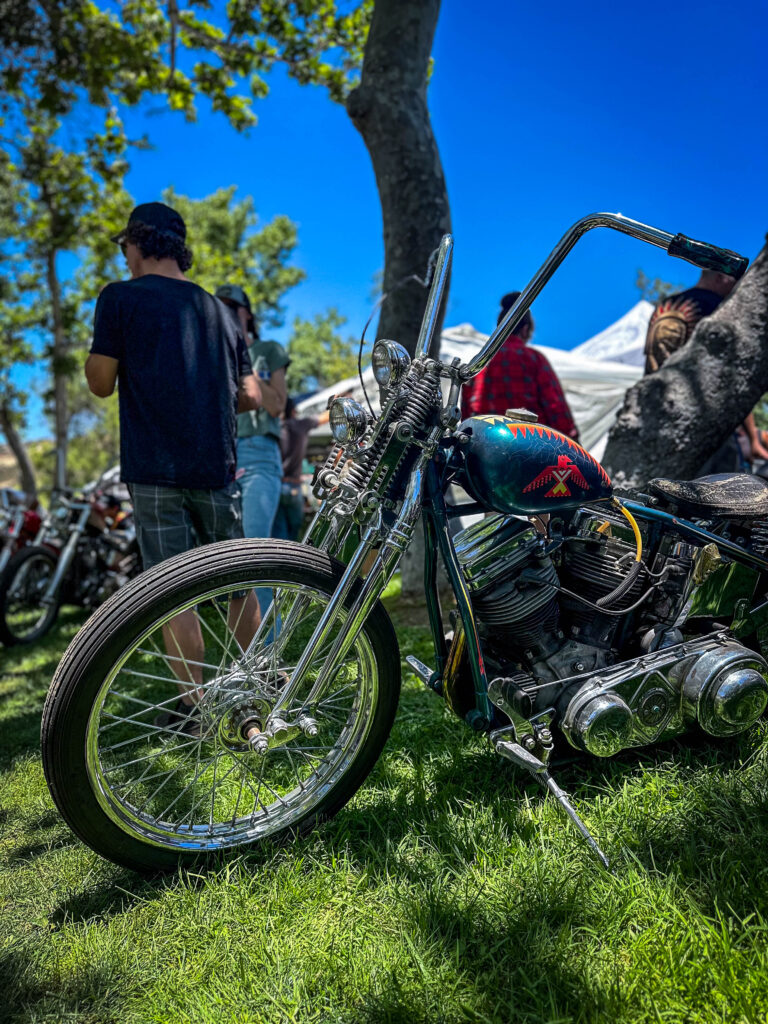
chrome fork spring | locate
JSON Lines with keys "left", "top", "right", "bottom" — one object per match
{"left": 343, "top": 431, "right": 390, "bottom": 491}
{"left": 400, "top": 369, "right": 441, "bottom": 429}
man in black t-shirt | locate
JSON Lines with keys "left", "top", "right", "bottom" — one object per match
{"left": 86, "top": 201, "right": 262, "bottom": 732}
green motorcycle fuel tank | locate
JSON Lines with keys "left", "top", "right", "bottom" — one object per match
{"left": 457, "top": 414, "right": 613, "bottom": 515}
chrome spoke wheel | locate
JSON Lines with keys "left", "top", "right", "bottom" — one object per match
{"left": 87, "top": 578, "right": 380, "bottom": 853}
{"left": 43, "top": 540, "right": 399, "bottom": 871}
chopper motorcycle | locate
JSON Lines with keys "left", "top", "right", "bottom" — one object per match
{"left": 41, "top": 212, "right": 765, "bottom": 873}
{"left": 0, "top": 472, "right": 140, "bottom": 645}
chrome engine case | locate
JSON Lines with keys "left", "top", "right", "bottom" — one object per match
{"left": 559, "top": 634, "right": 768, "bottom": 756}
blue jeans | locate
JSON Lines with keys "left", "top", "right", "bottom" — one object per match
{"left": 237, "top": 435, "right": 282, "bottom": 539}
{"left": 237, "top": 434, "right": 282, "bottom": 618}
{"left": 272, "top": 482, "right": 305, "bottom": 541}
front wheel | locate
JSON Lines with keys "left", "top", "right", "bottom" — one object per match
{"left": 41, "top": 539, "right": 401, "bottom": 873}
{"left": 0, "top": 545, "right": 61, "bottom": 645}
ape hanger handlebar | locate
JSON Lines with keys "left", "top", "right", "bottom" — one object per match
{"left": 413, "top": 212, "right": 749, "bottom": 377}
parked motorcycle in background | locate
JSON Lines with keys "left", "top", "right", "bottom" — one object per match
{"left": 40, "top": 213, "right": 763, "bottom": 874}
{"left": 0, "top": 489, "right": 42, "bottom": 577}
{"left": 0, "top": 471, "right": 140, "bottom": 645}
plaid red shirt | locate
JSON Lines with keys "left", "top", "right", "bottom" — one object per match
{"left": 460, "top": 335, "right": 579, "bottom": 440}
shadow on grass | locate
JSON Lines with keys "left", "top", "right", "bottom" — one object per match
{"left": 1, "top": 809, "right": 73, "bottom": 866}
{"left": 0, "top": 942, "right": 126, "bottom": 1024}
{"left": 48, "top": 870, "right": 174, "bottom": 927}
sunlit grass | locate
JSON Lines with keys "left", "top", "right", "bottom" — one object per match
{"left": 2, "top": 595, "right": 768, "bottom": 1022}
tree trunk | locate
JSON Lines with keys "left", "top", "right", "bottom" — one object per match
{"left": 46, "top": 248, "right": 68, "bottom": 490}
{"left": 0, "top": 399, "right": 37, "bottom": 498}
{"left": 346, "top": 0, "right": 451, "bottom": 358}
{"left": 347, "top": 0, "right": 451, "bottom": 598}
{"left": 602, "top": 239, "right": 768, "bottom": 491}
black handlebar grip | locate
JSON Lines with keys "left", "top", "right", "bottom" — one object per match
{"left": 667, "top": 233, "right": 749, "bottom": 280}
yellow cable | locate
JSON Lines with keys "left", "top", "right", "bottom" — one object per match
{"left": 613, "top": 498, "right": 642, "bottom": 562}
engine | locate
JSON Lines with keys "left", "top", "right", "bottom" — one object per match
{"left": 455, "top": 509, "right": 652, "bottom": 682}
{"left": 454, "top": 508, "right": 768, "bottom": 754}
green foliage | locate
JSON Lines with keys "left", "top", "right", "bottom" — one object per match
{"left": 635, "top": 268, "right": 685, "bottom": 304}
{"left": 164, "top": 185, "right": 305, "bottom": 329}
{"left": 0, "top": 101, "right": 131, "bottom": 484}
{"left": 28, "top": 391, "right": 120, "bottom": 491}
{"left": 286, "top": 307, "right": 361, "bottom": 392}
{"left": 0, "top": 0, "right": 373, "bottom": 131}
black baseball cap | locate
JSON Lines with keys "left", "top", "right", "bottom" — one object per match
{"left": 111, "top": 202, "right": 187, "bottom": 245}
{"left": 215, "top": 284, "right": 252, "bottom": 312}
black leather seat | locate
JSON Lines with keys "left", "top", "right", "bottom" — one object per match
{"left": 648, "top": 473, "right": 768, "bottom": 520}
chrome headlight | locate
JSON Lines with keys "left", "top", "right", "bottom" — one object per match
{"left": 329, "top": 397, "right": 368, "bottom": 445}
{"left": 372, "top": 339, "right": 411, "bottom": 388}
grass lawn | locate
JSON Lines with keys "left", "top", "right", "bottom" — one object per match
{"left": 3, "top": 586, "right": 768, "bottom": 1023}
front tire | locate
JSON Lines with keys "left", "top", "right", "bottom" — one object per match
{"left": 41, "top": 540, "right": 401, "bottom": 873}
{"left": 0, "top": 545, "right": 60, "bottom": 645}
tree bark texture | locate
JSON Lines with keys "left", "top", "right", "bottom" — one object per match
{"left": 46, "top": 248, "right": 68, "bottom": 490}
{"left": 347, "top": 0, "right": 450, "bottom": 598}
{"left": 602, "top": 238, "right": 768, "bottom": 491}
{"left": 346, "top": 0, "right": 451, "bottom": 358}
{"left": 0, "top": 400, "right": 38, "bottom": 498}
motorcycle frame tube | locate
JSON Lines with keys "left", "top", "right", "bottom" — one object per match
{"left": 421, "top": 508, "right": 448, "bottom": 679}
{"left": 623, "top": 501, "right": 768, "bottom": 574}
{"left": 422, "top": 460, "right": 494, "bottom": 723}
{"left": 466, "top": 213, "right": 675, "bottom": 379}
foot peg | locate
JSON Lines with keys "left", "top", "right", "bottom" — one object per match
{"left": 405, "top": 655, "right": 441, "bottom": 693}
{"left": 492, "top": 732, "right": 610, "bottom": 870}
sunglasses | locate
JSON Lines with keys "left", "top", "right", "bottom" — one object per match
{"left": 119, "top": 241, "right": 128, "bottom": 256}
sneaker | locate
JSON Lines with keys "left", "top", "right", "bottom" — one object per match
{"left": 153, "top": 697, "right": 201, "bottom": 738}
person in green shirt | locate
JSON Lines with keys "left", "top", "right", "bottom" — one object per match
{"left": 215, "top": 285, "right": 290, "bottom": 540}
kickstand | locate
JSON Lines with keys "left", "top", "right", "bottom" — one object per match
{"left": 491, "top": 731, "right": 611, "bottom": 871}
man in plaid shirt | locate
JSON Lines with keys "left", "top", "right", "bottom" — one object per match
{"left": 460, "top": 292, "right": 579, "bottom": 441}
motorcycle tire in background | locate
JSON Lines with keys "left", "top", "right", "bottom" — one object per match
{"left": 41, "top": 539, "right": 401, "bottom": 873}
{"left": 0, "top": 545, "right": 61, "bottom": 645}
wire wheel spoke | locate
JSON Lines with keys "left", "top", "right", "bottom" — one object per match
{"left": 87, "top": 574, "right": 377, "bottom": 852}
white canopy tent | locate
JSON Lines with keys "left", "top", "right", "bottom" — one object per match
{"left": 571, "top": 300, "right": 654, "bottom": 368}
{"left": 297, "top": 307, "right": 651, "bottom": 458}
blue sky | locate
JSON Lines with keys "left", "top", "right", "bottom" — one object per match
{"left": 16, "top": 0, "right": 768, "bottom": 437}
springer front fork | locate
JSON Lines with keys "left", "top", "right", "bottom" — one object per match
{"left": 242, "top": 458, "right": 428, "bottom": 749}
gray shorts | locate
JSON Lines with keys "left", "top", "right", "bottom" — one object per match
{"left": 128, "top": 482, "right": 243, "bottom": 570}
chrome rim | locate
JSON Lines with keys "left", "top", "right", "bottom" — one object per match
{"left": 4, "top": 551, "right": 56, "bottom": 639}
{"left": 85, "top": 577, "right": 379, "bottom": 852}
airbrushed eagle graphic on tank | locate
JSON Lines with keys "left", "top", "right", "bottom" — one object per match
{"left": 457, "top": 413, "right": 613, "bottom": 515}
